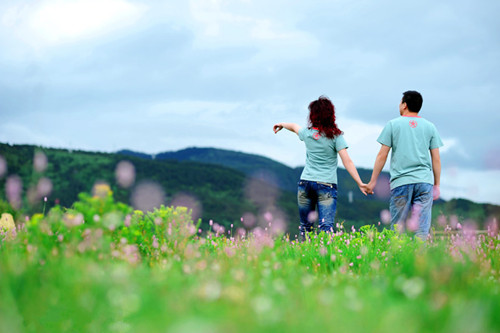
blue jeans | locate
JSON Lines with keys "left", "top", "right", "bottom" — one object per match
{"left": 390, "top": 183, "right": 434, "bottom": 240}
{"left": 297, "top": 180, "right": 337, "bottom": 240}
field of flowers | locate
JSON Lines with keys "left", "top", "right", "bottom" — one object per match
{"left": 1, "top": 190, "right": 500, "bottom": 333}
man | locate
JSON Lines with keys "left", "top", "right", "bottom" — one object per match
{"left": 367, "top": 90, "right": 443, "bottom": 240}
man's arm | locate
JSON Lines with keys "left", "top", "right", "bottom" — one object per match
{"left": 273, "top": 122, "right": 301, "bottom": 135}
{"left": 367, "top": 144, "right": 391, "bottom": 193}
{"left": 430, "top": 148, "right": 441, "bottom": 200}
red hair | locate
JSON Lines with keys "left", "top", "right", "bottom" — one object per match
{"left": 308, "top": 96, "right": 342, "bottom": 139}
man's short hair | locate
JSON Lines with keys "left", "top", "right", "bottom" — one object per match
{"left": 402, "top": 90, "right": 423, "bottom": 113}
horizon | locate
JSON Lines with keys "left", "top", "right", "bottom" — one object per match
{"left": 1, "top": 140, "right": 497, "bottom": 207}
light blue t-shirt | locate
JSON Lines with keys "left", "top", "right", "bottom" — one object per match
{"left": 298, "top": 127, "right": 348, "bottom": 184}
{"left": 377, "top": 116, "right": 443, "bottom": 189}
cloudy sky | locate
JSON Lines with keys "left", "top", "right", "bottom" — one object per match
{"left": 1, "top": 0, "right": 499, "bottom": 205}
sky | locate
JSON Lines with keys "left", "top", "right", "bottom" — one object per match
{"left": 1, "top": 0, "right": 499, "bottom": 205}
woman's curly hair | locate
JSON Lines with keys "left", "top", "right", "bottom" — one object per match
{"left": 308, "top": 96, "right": 342, "bottom": 139}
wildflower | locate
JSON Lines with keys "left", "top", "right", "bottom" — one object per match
{"left": 0, "top": 213, "right": 15, "bottom": 233}
{"left": 264, "top": 211, "right": 273, "bottom": 222}
{"left": 152, "top": 235, "right": 159, "bottom": 249}
{"left": 92, "top": 182, "right": 112, "bottom": 199}
{"left": 308, "top": 211, "right": 318, "bottom": 223}
{"left": 124, "top": 215, "right": 131, "bottom": 227}
{"left": 6, "top": 175, "right": 22, "bottom": 209}
{"left": 225, "top": 246, "right": 236, "bottom": 257}
{"left": 37, "top": 178, "right": 52, "bottom": 199}
{"left": 115, "top": 160, "right": 135, "bottom": 188}
{"left": 63, "top": 212, "right": 84, "bottom": 227}
{"left": 33, "top": 151, "right": 48, "bottom": 172}
{"left": 380, "top": 209, "right": 391, "bottom": 225}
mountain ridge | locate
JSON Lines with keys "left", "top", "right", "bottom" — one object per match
{"left": 117, "top": 146, "right": 382, "bottom": 197}
{"left": 1, "top": 142, "right": 498, "bottom": 232}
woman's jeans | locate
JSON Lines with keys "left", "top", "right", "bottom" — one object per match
{"left": 390, "top": 183, "right": 434, "bottom": 240}
{"left": 297, "top": 180, "right": 337, "bottom": 240}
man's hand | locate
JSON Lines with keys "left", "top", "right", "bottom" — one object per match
{"left": 433, "top": 185, "right": 440, "bottom": 201}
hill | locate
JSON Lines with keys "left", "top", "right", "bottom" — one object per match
{"left": 1, "top": 143, "right": 498, "bottom": 233}
{"left": 119, "top": 147, "right": 381, "bottom": 199}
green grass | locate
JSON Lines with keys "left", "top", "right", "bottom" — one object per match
{"left": 1, "top": 192, "right": 499, "bottom": 333}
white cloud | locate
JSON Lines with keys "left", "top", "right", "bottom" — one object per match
{"left": 2, "top": 0, "right": 147, "bottom": 48}
{"left": 440, "top": 137, "right": 469, "bottom": 159}
{"left": 147, "top": 100, "right": 239, "bottom": 117}
{"left": 188, "top": 0, "right": 319, "bottom": 59}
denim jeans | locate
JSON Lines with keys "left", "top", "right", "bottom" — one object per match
{"left": 297, "top": 180, "right": 337, "bottom": 240}
{"left": 389, "top": 183, "right": 434, "bottom": 240}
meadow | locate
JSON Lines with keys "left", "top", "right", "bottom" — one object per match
{"left": 1, "top": 189, "right": 499, "bottom": 333}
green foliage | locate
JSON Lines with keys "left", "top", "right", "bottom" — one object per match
{"left": 0, "top": 199, "right": 17, "bottom": 220}
{"left": 0, "top": 197, "right": 499, "bottom": 333}
{"left": 71, "top": 191, "right": 132, "bottom": 227}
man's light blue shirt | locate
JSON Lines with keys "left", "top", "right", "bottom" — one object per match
{"left": 377, "top": 116, "right": 443, "bottom": 189}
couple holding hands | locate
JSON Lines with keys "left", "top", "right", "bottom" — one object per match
{"left": 273, "top": 91, "right": 443, "bottom": 241}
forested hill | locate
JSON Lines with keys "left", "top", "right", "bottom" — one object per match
{"left": 118, "top": 147, "right": 378, "bottom": 199}
{"left": 1, "top": 143, "right": 498, "bottom": 233}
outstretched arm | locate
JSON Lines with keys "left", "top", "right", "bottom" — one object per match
{"left": 338, "top": 148, "right": 368, "bottom": 195}
{"left": 430, "top": 148, "right": 441, "bottom": 200}
{"left": 273, "top": 122, "right": 301, "bottom": 135}
{"left": 367, "top": 144, "right": 391, "bottom": 194}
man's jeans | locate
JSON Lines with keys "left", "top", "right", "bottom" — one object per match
{"left": 297, "top": 180, "right": 337, "bottom": 240}
{"left": 390, "top": 183, "right": 434, "bottom": 240}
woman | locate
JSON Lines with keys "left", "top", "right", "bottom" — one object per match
{"left": 273, "top": 96, "right": 368, "bottom": 240}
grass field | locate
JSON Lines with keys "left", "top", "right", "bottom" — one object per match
{"left": 1, "top": 191, "right": 499, "bottom": 333}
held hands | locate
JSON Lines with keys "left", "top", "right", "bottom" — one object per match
{"left": 365, "top": 181, "right": 375, "bottom": 195}
{"left": 358, "top": 182, "right": 375, "bottom": 196}
{"left": 358, "top": 183, "right": 372, "bottom": 196}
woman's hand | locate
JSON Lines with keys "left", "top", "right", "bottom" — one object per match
{"left": 273, "top": 123, "right": 284, "bottom": 134}
{"left": 273, "top": 123, "right": 300, "bottom": 135}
